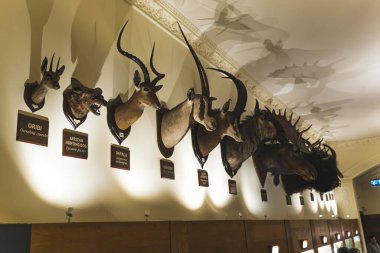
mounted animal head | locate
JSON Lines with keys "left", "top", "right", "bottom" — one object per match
{"left": 117, "top": 21, "right": 164, "bottom": 111}
{"left": 156, "top": 24, "right": 217, "bottom": 157}
{"left": 190, "top": 67, "right": 246, "bottom": 166}
{"left": 220, "top": 100, "right": 278, "bottom": 177}
{"left": 281, "top": 143, "right": 343, "bottom": 194}
{"left": 40, "top": 54, "right": 65, "bottom": 90}
{"left": 107, "top": 21, "right": 165, "bottom": 144}
{"left": 24, "top": 54, "right": 65, "bottom": 112}
{"left": 63, "top": 78, "right": 107, "bottom": 129}
{"left": 252, "top": 143, "right": 317, "bottom": 188}
{"left": 208, "top": 68, "right": 247, "bottom": 142}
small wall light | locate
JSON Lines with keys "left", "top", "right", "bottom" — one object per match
{"left": 271, "top": 245, "right": 279, "bottom": 253}
{"left": 335, "top": 233, "right": 341, "bottom": 241}
{"left": 144, "top": 209, "right": 150, "bottom": 221}
{"left": 346, "top": 231, "right": 351, "bottom": 237}
{"left": 65, "top": 207, "right": 74, "bottom": 223}
{"left": 320, "top": 235, "right": 328, "bottom": 244}
{"left": 300, "top": 239, "right": 308, "bottom": 249}
{"left": 355, "top": 229, "right": 359, "bottom": 235}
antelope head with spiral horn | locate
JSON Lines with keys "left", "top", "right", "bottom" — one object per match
{"left": 107, "top": 21, "right": 165, "bottom": 144}
{"left": 156, "top": 24, "right": 218, "bottom": 158}
{"left": 191, "top": 68, "right": 246, "bottom": 167}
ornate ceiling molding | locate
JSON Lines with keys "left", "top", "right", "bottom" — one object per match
{"left": 330, "top": 135, "right": 380, "bottom": 148}
{"left": 125, "top": 0, "right": 322, "bottom": 141}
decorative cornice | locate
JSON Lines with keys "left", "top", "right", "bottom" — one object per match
{"left": 125, "top": 0, "right": 322, "bottom": 141}
{"left": 329, "top": 135, "right": 380, "bottom": 148}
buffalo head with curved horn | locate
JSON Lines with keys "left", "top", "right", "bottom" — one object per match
{"left": 191, "top": 67, "right": 246, "bottom": 167}
{"left": 156, "top": 23, "right": 217, "bottom": 158}
{"left": 107, "top": 21, "right": 165, "bottom": 144}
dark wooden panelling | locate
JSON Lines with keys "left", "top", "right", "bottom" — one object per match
{"left": 328, "top": 219, "right": 344, "bottom": 243}
{"left": 31, "top": 222, "right": 170, "bottom": 253}
{"left": 170, "top": 221, "right": 247, "bottom": 253}
{"left": 285, "top": 220, "right": 314, "bottom": 253}
{"left": 245, "top": 220, "right": 289, "bottom": 253}
{"left": 341, "top": 219, "right": 354, "bottom": 238}
{"left": 311, "top": 220, "right": 332, "bottom": 249}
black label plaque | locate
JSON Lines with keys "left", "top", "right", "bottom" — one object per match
{"left": 111, "top": 144, "right": 130, "bottom": 170}
{"left": 160, "top": 159, "right": 175, "bottom": 180}
{"left": 228, "top": 179, "right": 237, "bottom": 195}
{"left": 16, "top": 110, "right": 49, "bottom": 146}
{"left": 62, "top": 129, "right": 88, "bottom": 159}
{"left": 310, "top": 192, "right": 315, "bottom": 202}
{"left": 286, "top": 195, "right": 292, "bottom": 206}
{"left": 261, "top": 189, "right": 268, "bottom": 202}
{"left": 300, "top": 196, "right": 305, "bottom": 205}
{"left": 198, "top": 169, "right": 209, "bottom": 187}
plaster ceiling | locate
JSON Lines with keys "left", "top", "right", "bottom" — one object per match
{"left": 156, "top": 0, "right": 380, "bottom": 142}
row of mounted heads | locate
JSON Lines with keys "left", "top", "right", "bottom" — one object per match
{"left": 27, "top": 22, "right": 249, "bottom": 140}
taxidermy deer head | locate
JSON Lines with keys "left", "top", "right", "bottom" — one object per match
{"left": 63, "top": 78, "right": 107, "bottom": 129}
{"left": 24, "top": 54, "right": 65, "bottom": 112}
{"left": 191, "top": 67, "right": 246, "bottom": 166}
{"left": 107, "top": 21, "right": 164, "bottom": 144}
{"left": 156, "top": 23, "right": 217, "bottom": 158}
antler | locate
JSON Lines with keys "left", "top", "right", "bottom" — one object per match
{"left": 270, "top": 109, "right": 313, "bottom": 154}
{"left": 117, "top": 21, "right": 151, "bottom": 85}
{"left": 207, "top": 68, "right": 247, "bottom": 120}
{"left": 178, "top": 23, "right": 210, "bottom": 97}
{"left": 150, "top": 43, "right": 165, "bottom": 87}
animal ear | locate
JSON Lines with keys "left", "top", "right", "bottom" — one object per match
{"left": 133, "top": 70, "right": 141, "bottom": 87}
{"left": 71, "top": 78, "right": 82, "bottom": 92}
{"left": 57, "top": 65, "right": 65, "bottom": 76}
{"left": 222, "top": 99, "right": 232, "bottom": 113}
{"left": 187, "top": 88, "right": 195, "bottom": 100}
{"left": 154, "top": 85, "right": 163, "bottom": 92}
{"left": 41, "top": 57, "right": 48, "bottom": 73}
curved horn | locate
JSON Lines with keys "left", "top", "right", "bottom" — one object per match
{"left": 178, "top": 23, "right": 209, "bottom": 97}
{"left": 49, "top": 53, "right": 55, "bottom": 72}
{"left": 117, "top": 21, "right": 150, "bottom": 84}
{"left": 150, "top": 43, "right": 165, "bottom": 87}
{"left": 255, "top": 99, "right": 260, "bottom": 115}
{"left": 56, "top": 57, "right": 60, "bottom": 72}
{"left": 323, "top": 144, "right": 336, "bottom": 158}
{"left": 207, "top": 68, "right": 247, "bottom": 119}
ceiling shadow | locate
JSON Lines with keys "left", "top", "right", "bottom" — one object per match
{"left": 298, "top": 99, "right": 353, "bottom": 124}
{"left": 26, "top": 0, "right": 55, "bottom": 83}
{"left": 197, "top": 0, "right": 289, "bottom": 50}
{"left": 70, "top": 0, "right": 129, "bottom": 88}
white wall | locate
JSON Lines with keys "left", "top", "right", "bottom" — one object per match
{"left": 0, "top": 0, "right": 340, "bottom": 222}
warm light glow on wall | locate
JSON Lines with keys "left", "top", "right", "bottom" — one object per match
{"left": 240, "top": 165, "right": 264, "bottom": 215}
{"left": 355, "top": 229, "right": 359, "bottom": 235}
{"left": 346, "top": 231, "right": 351, "bottom": 237}
{"left": 321, "top": 235, "right": 328, "bottom": 244}
{"left": 206, "top": 146, "right": 231, "bottom": 208}
{"left": 17, "top": 143, "right": 100, "bottom": 207}
{"left": 170, "top": 134, "right": 206, "bottom": 210}
{"left": 335, "top": 233, "right": 341, "bottom": 241}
